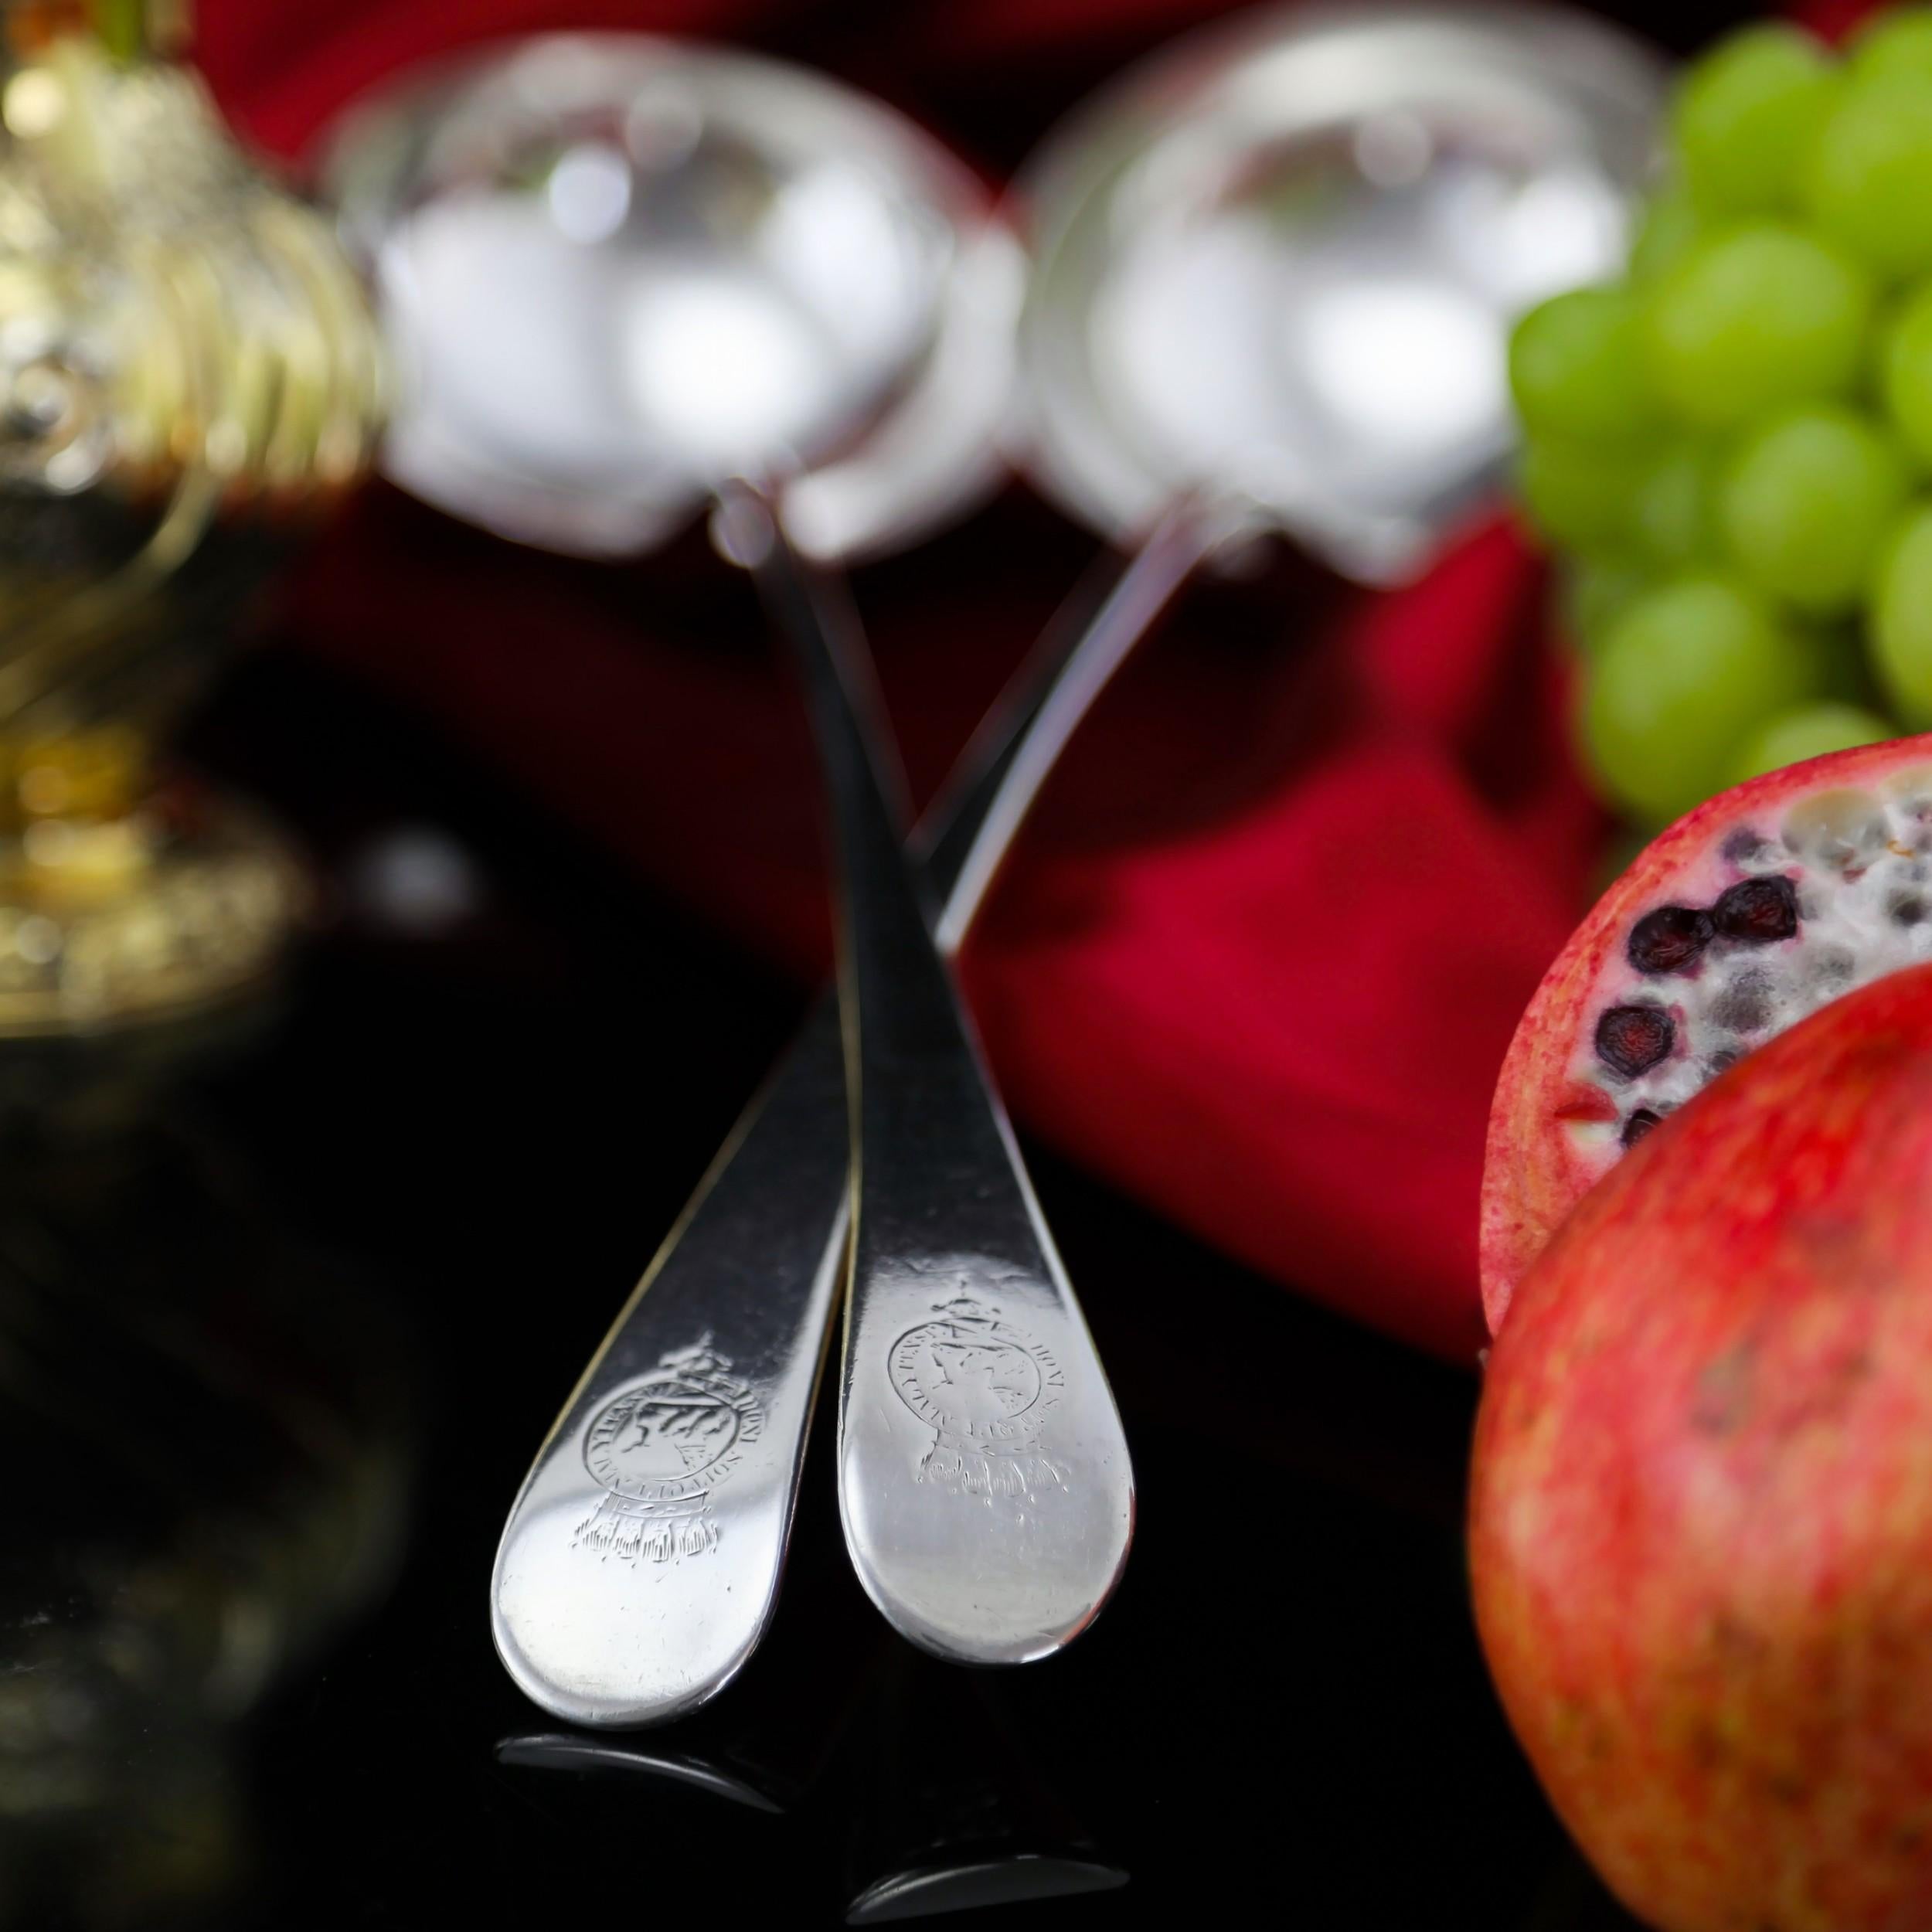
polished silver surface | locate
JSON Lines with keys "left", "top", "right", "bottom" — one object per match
{"left": 491, "top": 995, "right": 849, "bottom": 1726}
{"left": 1013, "top": 1, "right": 1663, "bottom": 583}
{"left": 736, "top": 487, "right": 1134, "bottom": 1665}
{"left": 322, "top": 34, "right": 1021, "bottom": 563}
{"left": 488, "top": 499, "right": 1192, "bottom": 1723}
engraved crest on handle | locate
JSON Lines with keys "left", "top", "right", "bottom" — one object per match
{"left": 888, "top": 1290, "right": 1068, "bottom": 1498}
{"left": 577, "top": 1339, "right": 763, "bottom": 1561}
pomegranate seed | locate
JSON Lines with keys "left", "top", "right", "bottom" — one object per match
{"left": 1596, "top": 1005, "right": 1675, "bottom": 1079}
{"left": 1628, "top": 906, "right": 1714, "bottom": 975}
{"left": 1713, "top": 876, "right": 1798, "bottom": 944}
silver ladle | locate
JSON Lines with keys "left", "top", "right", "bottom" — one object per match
{"left": 321, "top": 34, "right": 1134, "bottom": 1722}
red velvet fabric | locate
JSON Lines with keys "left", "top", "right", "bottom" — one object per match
{"left": 196, "top": 0, "right": 1628, "bottom": 1364}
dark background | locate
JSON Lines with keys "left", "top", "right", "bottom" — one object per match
{"left": 0, "top": 2, "right": 1777, "bottom": 1926}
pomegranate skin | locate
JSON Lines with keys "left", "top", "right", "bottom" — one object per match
{"left": 1471, "top": 963, "right": 1932, "bottom": 1932}
{"left": 1481, "top": 734, "right": 1932, "bottom": 1335}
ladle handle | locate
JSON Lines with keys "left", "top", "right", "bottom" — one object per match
{"left": 919, "top": 492, "right": 1237, "bottom": 946}
{"left": 735, "top": 485, "right": 1131, "bottom": 1665}
{"left": 490, "top": 495, "right": 1214, "bottom": 1719}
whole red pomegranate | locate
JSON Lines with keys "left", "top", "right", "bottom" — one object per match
{"left": 1471, "top": 962, "right": 1932, "bottom": 1932}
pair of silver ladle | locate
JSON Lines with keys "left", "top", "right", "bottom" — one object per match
{"left": 321, "top": 2, "right": 1662, "bottom": 1726}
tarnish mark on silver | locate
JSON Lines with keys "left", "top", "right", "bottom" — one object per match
{"left": 888, "top": 1291, "right": 1067, "bottom": 1498}
{"left": 577, "top": 1340, "right": 763, "bottom": 1561}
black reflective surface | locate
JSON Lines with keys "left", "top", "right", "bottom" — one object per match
{"left": 0, "top": 655, "right": 1644, "bottom": 1930}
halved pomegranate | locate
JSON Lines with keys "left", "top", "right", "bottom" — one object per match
{"left": 1481, "top": 735, "right": 1932, "bottom": 1332}
{"left": 1474, "top": 961, "right": 1932, "bottom": 1932}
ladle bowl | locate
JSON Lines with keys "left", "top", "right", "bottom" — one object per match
{"left": 323, "top": 33, "right": 1022, "bottom": 563}
{"left": 1015, "top": 1, "right": 1665, "bottom": 583}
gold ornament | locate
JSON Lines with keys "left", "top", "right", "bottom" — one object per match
{"left": 0, "top": 1, "right": 383, "bottom": 1033}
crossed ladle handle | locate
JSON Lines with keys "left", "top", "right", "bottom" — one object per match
{"left": 490, "top": 492, "right": 1221, "bottom": 1723}
{"left": 738, "top": 481, "right": 1164, "bottom": 1667}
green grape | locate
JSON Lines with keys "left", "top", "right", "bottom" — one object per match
{"left": 1882, "top": 281, "right": 1932, "bottom": 465}
{"left": 1674, "top": 25, "right": 1839, "bottom": 217}
{"left": 1718, "top": 404, "right": 1908, "bottom": 611}
{"left": 1562, "top": 561, "right": 1651, "bottom": 657}
{"left": 1802, "top": 72, "right": 1932, "bottom": 281}
{"left": 1849, "top": 7, "right": 1932, "bottom": 83}
{"left": 1628, "top": 190, "right": 1703, "bottom": 283}
{"left": 1872, "top": 502, "right": 1932, "bottom": 723}
{"left": 1642, "top": 224, "right": 1872, "bottom": 429}
{"left": 1583, "top": 574, "right": 1827, "bottom": 822}
{"left": 1727, "top": 699, "right": 1896, "bottom": 781}
{"left": 1630, "top": 441, "right": 1716, "bottom": 566}
{"left": 1517, "top": 437, "right": 1648, "bottom": 555}
{"left": 1509, "top": 287, "right": 1656, "bottom": 443}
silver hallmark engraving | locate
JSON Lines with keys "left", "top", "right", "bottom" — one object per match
{"left": 888, "top": 1291, "right": 1068, "bottom": 1498}
{"left": 577, "top": 1340, "right": 763, "bottom": 1562}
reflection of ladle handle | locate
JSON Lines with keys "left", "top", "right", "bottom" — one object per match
{"left": 736, "top": 481, "right": 1142, "bottom": 1665}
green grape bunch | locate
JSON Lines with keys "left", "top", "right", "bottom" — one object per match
{"left": 1509, "top": 5, "right": 1932, "bottom": 825}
